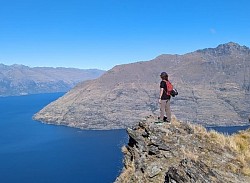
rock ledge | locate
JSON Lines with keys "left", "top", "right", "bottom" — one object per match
{"left": 115, "top": 116, "right": 250, "bottom": 183}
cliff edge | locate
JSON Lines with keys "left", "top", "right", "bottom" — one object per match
{"left": 115, "top": 116, "right": 250, "bottom": 183}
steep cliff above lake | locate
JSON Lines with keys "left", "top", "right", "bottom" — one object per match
{"left": 115, "top": 116, "right": 250, "bottom": 183}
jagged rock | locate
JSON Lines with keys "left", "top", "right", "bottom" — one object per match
{"left": 147, "top": 163, "right": 162, "bottom": 178}
{"left": 127, "top": 128, "right": 147, "bottom": 151}
{"left": 115, "top": 116, "right": 250, "bottom": 183}
{"left": 148, "top": 145, "right": 160, "bottom": 155}
{"left": 158, "top": 144, "right": 171, "bottom": 151}
{"left": 165, "top": 159, "right": 220, "bottom": 183}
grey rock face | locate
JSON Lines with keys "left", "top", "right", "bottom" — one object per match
{"left": 165, "top": 159, "right": 221, "bottom": 183}
{"left": 115, "top": 116, "right": 250, "bottom": 183}
{"left": 0, "top": 64, "right": 105, "bottom": 96}
{"left": 34, "top": 42, "right": 250, "bottom": 129}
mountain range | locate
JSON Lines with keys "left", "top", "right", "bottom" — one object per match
{"left": 34, "top": 42, "right": 250, "bottom": 129}
{"left": 0, "top": 64, "right": 105, "bottom": 96}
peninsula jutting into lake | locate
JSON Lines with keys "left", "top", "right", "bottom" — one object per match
{"left": 34, "top": 42, "right": 250, "bottom": 130}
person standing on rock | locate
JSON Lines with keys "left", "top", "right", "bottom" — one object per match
{"left": 158, "top": 72, "right": 172, "bottom": 123}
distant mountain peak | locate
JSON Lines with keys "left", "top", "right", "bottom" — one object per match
{"left": 11, "top": 64, "right": 30, "bottom": 69}
{"left": 221, "top": 41, "right": 241, "bottom": 47}
{"left": 197, "top": 42, "right": 250, "bottom": 55}
{"left": 217, "top": 41, "right": 249, "bottom": 50}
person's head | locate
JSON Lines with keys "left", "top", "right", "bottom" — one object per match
{"left": 160, "top": 72, "right": 168, "bottom": 80}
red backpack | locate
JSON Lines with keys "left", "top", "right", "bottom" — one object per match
{"left": 163, "top": 80, "right": 173, "bottom": 96}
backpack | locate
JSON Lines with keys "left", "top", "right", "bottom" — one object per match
{"left": 163, "top": 80, "right": 173, "bottom": 96}
{"left": 163, "top": 80, "right": 178, "bottom": 97}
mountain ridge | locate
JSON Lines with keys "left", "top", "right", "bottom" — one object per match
{"left": 34, "top": 42, "right": 250, "bottom": 129}
{"left": 0, "top": 63, "right": 105, "bottom": 96}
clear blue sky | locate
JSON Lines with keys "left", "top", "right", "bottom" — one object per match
{"left": 0, "top": 0, "right": 249, "bottom": 70}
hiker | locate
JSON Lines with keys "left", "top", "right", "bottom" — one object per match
{"left": 158, "top": 72, "right": 173, "bottom": 123}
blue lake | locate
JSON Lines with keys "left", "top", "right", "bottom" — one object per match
{"left": 0, "top": 93, "right": 127, "bottom": 183}
{"left": 0, "top": 93, "right": 249, "bottom": 183}
{"left": 206, "top": 125, "right": 250, "bottom": 135}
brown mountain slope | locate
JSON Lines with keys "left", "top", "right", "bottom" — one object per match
{"left": 34, "top": 42, "right": 250, "bottom": 129}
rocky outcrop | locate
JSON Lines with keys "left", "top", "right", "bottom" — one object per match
{"left": 115, "top": 116, "right": 250, "bottom": 183}
{"left": 34, "top": 42, "right": 250, "bottom": 129}
{"left": 0, "top": 64, "right": 105, "bottom": 96}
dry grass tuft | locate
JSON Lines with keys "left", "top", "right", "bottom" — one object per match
{"left": 226, "top": 163, "right": 239, "bottom": 174}
{"left": 181, "top": 148, "right": 199, "bottom": 162}
{"left": 191, "top": 123, "right": 207, "bottom": 134}
{"left": 115, "top": 166, "right": 134, "bottom": 183}
{"left": 233, "top": 136, "right": 249, "bottom": 152}
{"left": 224, "top": 131, "right": 250, "bottom": 176}
{"left": 188, "top": 122, "right": 250, "bottom": 176}
{"left": 122, "top": 145, "right": 129, "bottom": 154}
{"left": 230, "top": 131, "right": 250, "bottom": 176}
{"left": 242, "top": 167, "right": 250, "bottom": 176}
{"left": 208, "top": 129, "right": 228, "bottom": 147}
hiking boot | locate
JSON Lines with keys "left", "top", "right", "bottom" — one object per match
{"left": 155, "top": 119, "right": 164, "bottom": 124}
{"left": 165, "top": 120, "right": 171, "bottom": 124}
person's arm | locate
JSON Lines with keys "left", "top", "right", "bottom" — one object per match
{"left": 159, "top": 88, "right": 164, "bottom": 103}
